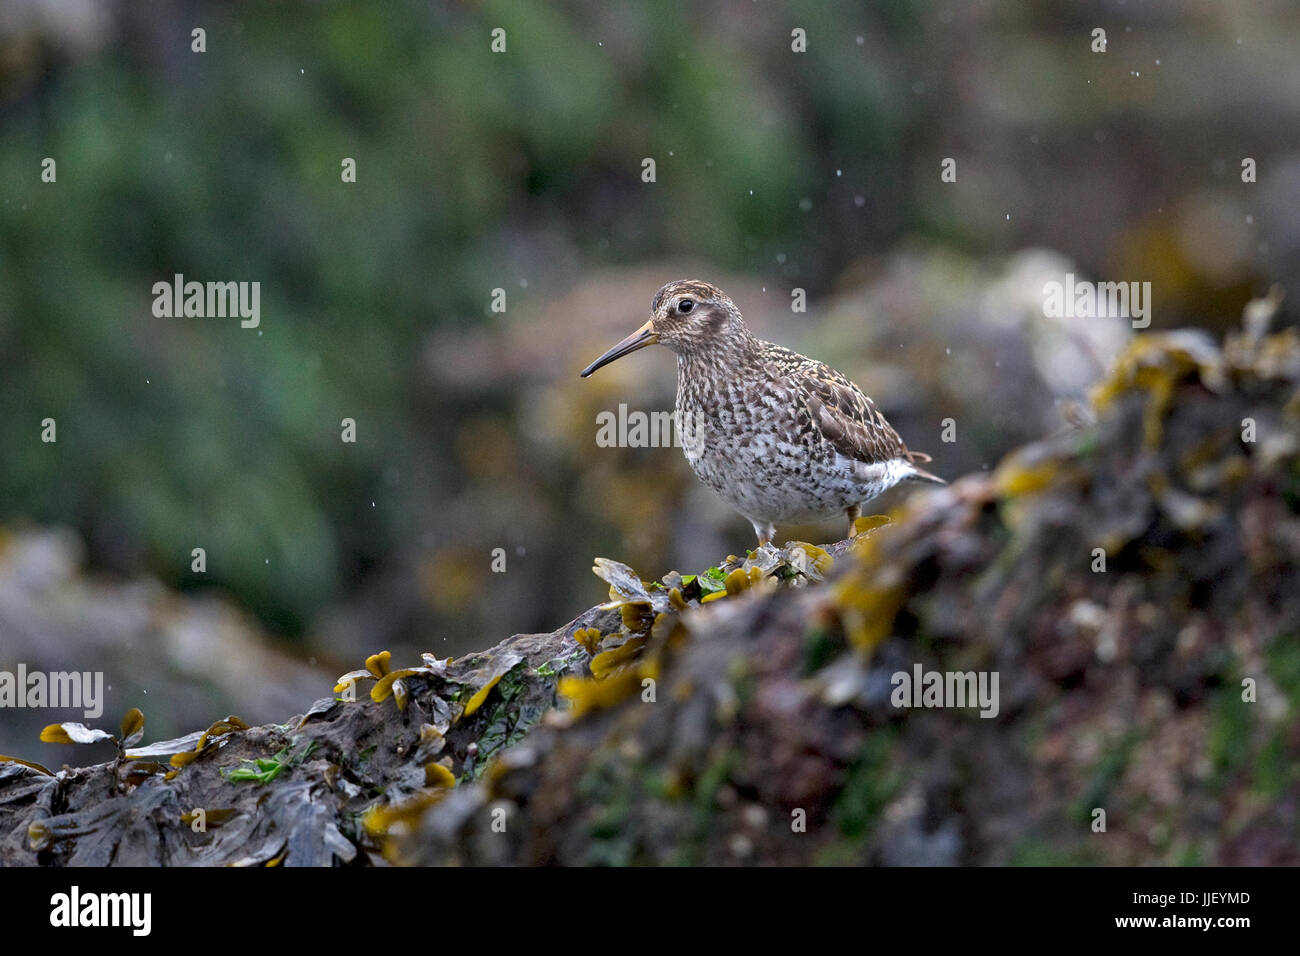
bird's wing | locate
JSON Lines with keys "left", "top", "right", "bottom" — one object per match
{"left": 801, "top": 367, "right": 910, "bottom": 465}
{"left": 761, "top": 343, "right": 928, "bottom": 468}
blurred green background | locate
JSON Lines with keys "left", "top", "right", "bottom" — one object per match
{"left": 1, "top": 0, "right": 1297, "bottom": 753}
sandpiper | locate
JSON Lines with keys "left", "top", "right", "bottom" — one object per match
{"left": 580, "top": 280, "right": 943, "bottom": 546}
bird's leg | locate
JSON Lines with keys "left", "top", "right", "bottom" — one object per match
{"left": 846, "top": 504, "right": 861, "bottom": 538}
{"left": 749, "top": 518, "right": 775, "bottom": 549}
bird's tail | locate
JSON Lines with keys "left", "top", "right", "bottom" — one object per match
{"left": 904, "top": 450, "right": 946, "bottom": 485}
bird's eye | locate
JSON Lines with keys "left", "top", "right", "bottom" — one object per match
{"left": 677, "top": 299, "right": 695, "bottom": 314}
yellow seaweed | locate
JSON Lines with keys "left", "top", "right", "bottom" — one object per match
{"left": 424, "top": 762, "right": 456, "bottom": 788}
{"left": 462, "top": 672, "right": 504, "bottom": 717}
{"left": 572, "top": 626, "right": 603, "bottom": 655}
{"left": 590, "top": 636, "right": 647, "bottom": 679}
{"left": 365, "top": 651, "right": 392, "bottom": 679}
{"left": 853, "top": 514, "right": 892, "bottom": 535}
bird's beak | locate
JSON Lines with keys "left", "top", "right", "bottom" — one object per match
{"left": 579, "top": 318, "right": 659, "bottom": 377}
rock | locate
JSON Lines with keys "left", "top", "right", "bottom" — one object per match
{"left": 1, "top": 319, "right": 1297, "bottom": 866}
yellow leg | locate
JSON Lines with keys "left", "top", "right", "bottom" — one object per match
{"left": 846, "top": 504, "right": 861, "bottom": 538}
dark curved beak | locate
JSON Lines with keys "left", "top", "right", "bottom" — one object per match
{"left": 579, "top": 319, "right": 659, "bottom": 377}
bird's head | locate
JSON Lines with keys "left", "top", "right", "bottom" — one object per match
{"left": 579, "top": 279, "right": 750, "bottom": 377}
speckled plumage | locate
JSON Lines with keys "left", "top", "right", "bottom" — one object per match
{"left": 581, "top": 280, "right": 943, "bottom": 545}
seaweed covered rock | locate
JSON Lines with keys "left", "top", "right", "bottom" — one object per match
{"left": 1, "top": 320, "right": 1297, "bottom": 866}
{"left": 0, "top": 626, "right": 594, "bottom": 865}
{"left": 0, "top": 543, "right": 836, "bottom": 865}
{"left": 393, "top": 322, "right": 1300, "bottom": 865}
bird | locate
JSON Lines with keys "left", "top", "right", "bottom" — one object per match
{"left": 579, "top": 280, "right": 944, "bottom": 547}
